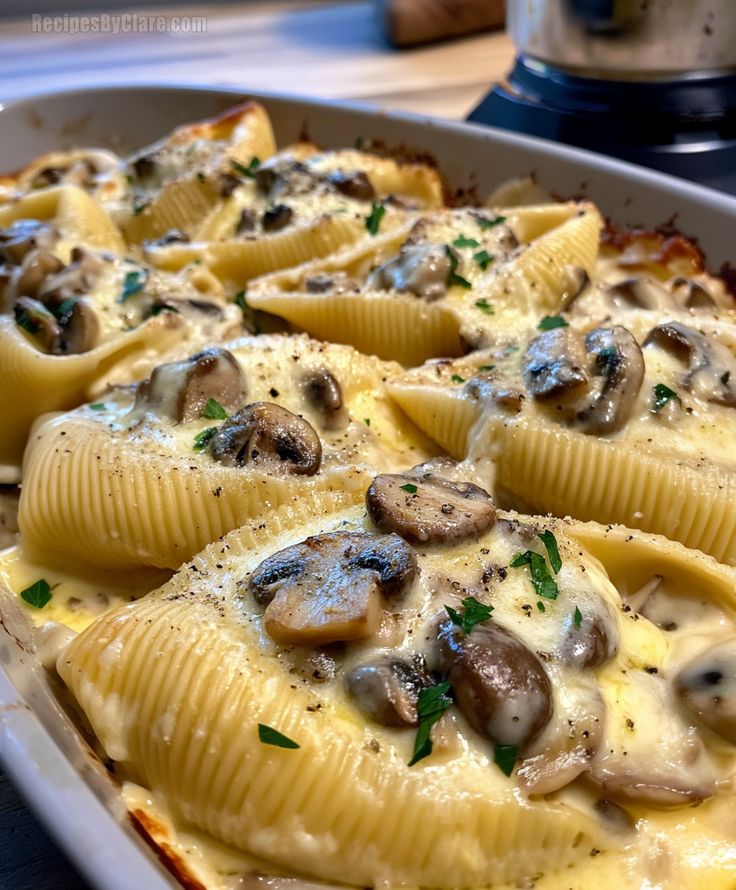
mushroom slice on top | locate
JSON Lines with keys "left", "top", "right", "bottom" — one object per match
{"left": 325, "top": 170, "right": 376, "bottom": 201}
{"left": 54, "top": 298, "right": 100, "bottom": 355}
{"left": 347, "top": 655, "right": 431, "bottom": 727}
{"left": 577, "top": 326, "right": 645, "bottom": 435}
{"left": 15, "top": 248, "right": 64, "bottom": 299}
{"left": 0, "top": 220, "right": 59, "bottom": 265}
{"left": 644, "top": 321, "right": 736, "bottom": 406}
{"left": 436, "top": 617, "right": 553, "bottom": 750}
{"left": 675, "top": 638, "right": 736, "bottom": 745}
{"left": 556, "top": 602, "right": 619, "bottom": 669}
{"left": 670, "top": 277, "right": 718, "bottom": 310}
{"left": 523, "top": 327, "right": 589, "bottom": 401}
{"left": 367, "top": 243, "right": 451, "bottom": 302}
{"left": 603, "top": 277, "right": 675, "bottom": 312}
{"left": 464, "top": 373, "right": 525, "bottom": 413}
{"left": 14, "top": 297, "right": 62, "bottom": 352}
{"left": 209, "top": 402, "right": 321, "bottom": 474}
{"left": 135, "top": 347, "right": 248, "bottom": 423}
{"left": 301, "top": 368, "right": 344, "bottom": 423}
{"left": 366, "top": 472, "right": 496, "bottom": 545}
{"left": 248, "top": 531, "right": 418, "bottom": 646}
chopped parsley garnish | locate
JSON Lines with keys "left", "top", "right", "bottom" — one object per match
{"left": 231, "top": 156, "right": 260, "bottom": 178}
{"left": 450, "top": 374, "right": 465, "bottom": 384}
{"left": 574, "top": 606, "right": 583, "bottom": 628}
{"left": 493, "top": 743, "right": 519, "bottom": 777}
{"left": 193, "top": 427, "right": 217, "bottom": 452}
{"left": 365, "top": 202, "right": 386, "bottom": 236}
{"left": 445, "top": 595, "right": 494, "bottom": 635}
{"left": 478, "top": 215, "right": 506, "bottom": 230}
{"left": 445, "top": 245, "right": 472, "bottom": 289}
{"left": 15, "top": 302, "right": 54, "bottom": 333}
{"left": 473, "top": 249, "right": 493, "bottom": 270}
{"left": 363, "top": 417, "right": 371, "bottom": 427}
{"left": 538, "top": 315, "right": 568, "bottom": 331}
{"left": 408, "top": 682, "right": 453, "bottom": 766}
{"left": 203, "top": 398, "right": 229, "bottom": 420}
{"left": 400, "top": 482, "right": 418, "bottom": 494}
{"left": 119, "top": 269, "right": 148, "bottom": 302}
{"left": 88, "top": 403, "right": 106, "bottom": 411}
{"left": 536, "top": 601, "right": 546, "bottom": 613}
{"left": 19, "top": 578, "right": 52, "bottom": 609}
{"left": 538, "top": 530, "right": 562, "bottom": 574}
{"left": 474, "top": 298, "right": 494, "bottom": 315}
{"left": 510, "top": 550, "right": 559, "bottom": 600}
{"left": 234, "top": 289, "right": 261, "bottom": 334}
{"left": 452, "top": 234, "right": 480, "bottom": 249}
{"left": 196, "top": 171, "right": 206, "bottom": 184}
{"left": 132, "top": 200, "right": 149, "bottom": 217}
{"left": 478, "top": 364, "right": 496, "bottom": 372}
{"left": 52, "top": 297, "right": 77, "bottom": 319}
{"left": 652, "top": 382, "right": 679, "bottom": 412}
{"left": 257, "top": 723, "right": 300, "bottom": 749}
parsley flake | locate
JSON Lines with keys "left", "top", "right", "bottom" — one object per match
{"left": 652, "top": 382, "right": 679, "bottom": 412}
{"left": 119, "top": 269, "right": 148, "bottom": 302}
{"left": 88, "top": 403, "right": 106, "bottom": 411}
{"left": 452, "top": 234, "right": 480, "bottom": 249}
{"left": 445, "top": 595, "right": 494, "bottom": 635}
{"left": 257, "top": 724, "right": 300, "bottom": 749}
{"left": 203, "top": 398, "right": 229, "bottom": 420}
{"left": 538, "top": 530, "right": 562, "bottom": 574}
{"left": 473, "top": 249, "right": 494, "bottom": 270}
{"left": 510, "top": 550, "right": 559, "bottom": 600}
{"left": 400, "top": 482, "right": 418, "bottom": 494}
{"left": 193, "top": 427, "right": 217, "bottom": 452}
{"left": 363, "top": 417, "right": 371, "bottom": 427}
{"left": 445, "top": 245, "right": 472, "bottom": 289}
{"left": 478, "top": 215, "right": 506, "bottom": 230}
{"left": 574, "top": 606, "right": 583, "bottom": 628}
{"left": 450, "top": 374, "right": 465, "bottom": 384}
{"left": 365, "top": 202, "right": 386, "bottom": 236}
{"left": 474, "top": 298, "right": 494, "bottom": 315}
{"left": 52, "top": 297, "right": 77, "bottom": 320}
{"left": 494, "top": 743, "right": 519, "bottom": 777}
{"left": 408, "top": 682, "right": 453, "bottom": 766}
{"left": 536, "top": 601, "right": 546, "bottom": 613}
{"left": 19, "top": 579, "right": 52, "bottom": 609}
{"left": 196, "top": 171, "right": 206, "bottom": 184}
{"left": 231, "top": 157, "right": 260, "bottom": 178}
{"left": 478, "top": 364, "right": 496, "bottom": 372}
{"left": 538, "top": 315, "right": 568, "bottom": 331}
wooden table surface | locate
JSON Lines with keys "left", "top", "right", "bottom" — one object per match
{"left": 0, "top": 2, "right": 513, "bottom": 887}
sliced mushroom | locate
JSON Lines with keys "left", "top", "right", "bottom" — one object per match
{"left": 14, "top": 297, "right": 61, "bottom": 351}
{"left": 262, "top": 204, "right": 293, "bottom": 232}
{"left": 367, "top": 243, "right": 451, "bottom": 302}
{"left": 644, "top": 321, "right": 736, "bottom": 406}
{"left": 304, "top": 272, "right": 358, "bottom": 294}
{"left": 604, "top": 277, "right": 675, "bottom": 312}
{"left": 671, "top": 277, "right": 717, "bottom": 310}
{"left": 134, "top": 347, "right": 247, "bottom": 422}
{"left": 464, "top": 373, "right": 525, "bottom": 413}
{"left": 436, "top": 618, "right": 553, "bottom": 750}
{"left": 347, "top": 655, "right": 430, "bottom": 726}
{"left": 675, "top": 639, "right": 736, "bottom": 744}
{"left": 130, "top": 153, "right": 157, "bottom": 180}
{"left": 248, "top": 531, "right": 417, "bottom": 646}
{"left": 152, "top": 297, "right": 223, "bottom": 319}
{"left": 54, "top": 299, "right": 100, "bottom": 354}
{"left": 236, "top": 208, "right": 257, "bottom": 235}
{"left": 366, "top": 472, "right": 496, "bottom": 545}
{"left": 301, "top": 368, "right": 343, "bottom": 422}
{"left": 557, "top": 605, "right": 619, "bottom": 669}
{"left": 209, "top": 402, "right": 321, "bottom": 474}
{"left": 0, "top": 220, "right": 58, "bottom": 265}
{"left": 325, "top": 170, "right": 376, "bottom": 201}
{"left": 523, "top": 327, "right": 589, "bottom": 401}
{"left": 577, "top": 326, "right": 645, "bottom": 434}
{"left": 255, "top": 158, "right": 313, "bottom": 199}
{"left": 16, "top": 249, "right": 64, "bottom": 298}
{"left": 558, "top": 267, "right": 591, "bottom": 309}
{"left": 38, "top": 249, "right": 104, "bottom": 308}
{"left": 145, "top": 228, "right": 191, "bottom": 248}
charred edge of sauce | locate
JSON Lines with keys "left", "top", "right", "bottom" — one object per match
{"left": 129, "top": 808, "right": 209, "bottom": 890}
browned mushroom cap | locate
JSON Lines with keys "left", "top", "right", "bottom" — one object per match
{"left": 523, "top": 327, "right": 589, "bottom": 401}
{"left": 671, "top": 277, "right": 718, "bottom": 310}
{"left": 38, "top": 249, "right": 104, "bottom": 309}
{"left": 366, "top": 472, "right": 496, "bottom": 545}
{"left": 248, "top": 531, "right": 417, "bottom": 646}
{"left": 262, "top": 204, "right": 293, "bottom": 232}
{"left": 464, "top": 373, "right": 525, "bottom": 413}
{"left": 255, "top": 158, "right": 314, "bottom": 199}
{"left": 304, "top": 272, "right": 359, "bottom": 295}
{"left": 0, "top": 220, "right": 59, "bottom": 265}
{"left": 367, "top": 243, "right": 451, "bottom": 302}
{"left": 603, "top": 277, "right": 676, "bottom": 312}
{"left": 675, "top": 639, "right": 736, "bottom": 745}
{"left": 557, "top": 605, "right": 619, "bottom": 668}
{"left": 644, "top": 321, "right": 736, "bottom": 406}
{"left": 558, "top": 267, "right": 590, "bottom": 309}
{"left": 436, "top": 618, "right": 553, "bottom": 750}
{"left": 577, "top": 326, "right": 645, "bottom": 434}
{"left": 210, "top": 402, "right": 321, "bottom": 474}
{"left": 135, "top": 347, "right": 247, "bottom": 422}
{"left": 16, "top": 249, "right": 64, "bottom": 299}
{"left": 301, "top": 368, "right": 343, "bottom": 418}
{"left": 347, "top": 655, "right": 431, "bottom": 727}
{"left": 54, "top": 299, "right": 100, "bottom": 355}
{"left": 325, "top": 170, "right": 376, "bottom": 201}
{"left": 14, "top": 297, "right": 61, "bottom": 351}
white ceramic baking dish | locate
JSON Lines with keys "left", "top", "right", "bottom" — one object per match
{"left": 1, "top": 85, "right": 736, "bottom": 890}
